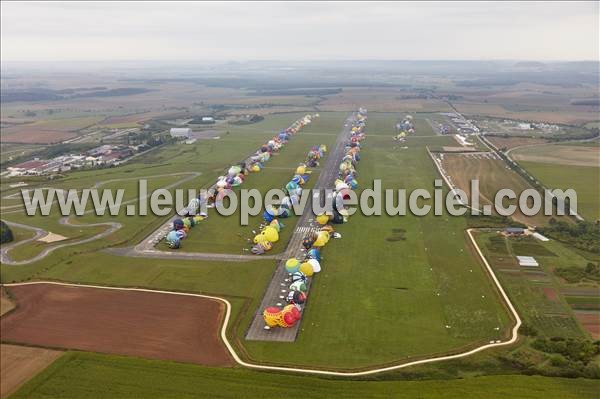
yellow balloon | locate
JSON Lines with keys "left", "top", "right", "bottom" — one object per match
{"left": 254, "top": 234, "right": 268, "bottom": 244}
{"left": 263, "top": 308, "right": 281, "bottom": 327}
{"left": 316, "top": 214, "right": 329, "bottom": 225}
{"left": 313, "top": 231, "right": 330, "bottom": 247}
{"left": 262, "top": 226, "right": 279, "bottom": 242}
{"left": 299, "top": 262, "right": 314, "bottom": 277}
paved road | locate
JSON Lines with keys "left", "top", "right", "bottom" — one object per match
{"left": 245, "top": 112, "right": 357, "bottom": 342}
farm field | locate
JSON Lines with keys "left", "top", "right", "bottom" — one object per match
{"left": 518, "top": 161, "right": 599, "bottom": 221}
{"left": 511, "top": 144, "right": 599, "bottom": 167}
{"left": 440, "top": 154, "right": 553, "bottom": 226}
{"left": 0, "top": 344, "right": 62, "bottom": 399}
{"left": 1, "top": 283, "right": 233, "bottom": 366}
{"left": 241, "top": 113, "right": 512, "bottom": 368}
{"left": 452, "top": 101, "right": 599, "bottom": 125}
{"left": 1, "top": 287, "right": 15, "bottom": 315}
{"left": 486, "top": 136, "right": 549, "bottom": 151}
{"left": 11, "top": 352, "right": 600, "bottom": 399}
{"left": 475, "top": 232, "right": 596, "bottom": 339}
{"left": 1, "top": 116, "right": 106, "bottom": 144}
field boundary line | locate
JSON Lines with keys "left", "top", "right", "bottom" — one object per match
{"left": 2, "top": 238, "right": 521, "bottom": 377}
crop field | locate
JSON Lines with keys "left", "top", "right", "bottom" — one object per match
{"left": 511, "top": 144, "right": 599, "bottom": 167}
{"left": 1, "top": 116, "right": 106, "bottom": 144}
{"left": 517, "top": 161, "right": 599, "bottom": 221}
{"left": 475, "top": 232, "right": 593, "bottom": 339}
{"left": 10, "top": 352, "right": 600, "bottom": 399}
{"left": 440, "top": 154, "right": 553, "bottom": 226}
{"left": 486, "top": 136, "right": 549, "bottom": 151}
{"left": 318, "top": 88, "right": 453, "bottom": 112}
{"left": 0, "top": 344, "right": 62, "bottom": 399}
{"left": 452, "top": 101, "right": 600, "bottom": 125}
{"left": 241, "top": 113, "right": 512, "bottom": 368}
{"left": 1, "top": 284, "right": 233, "bottom": 366}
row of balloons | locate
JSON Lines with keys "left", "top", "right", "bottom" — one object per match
{"left": 165, "top": 114, "right": 317, "bottom": 249}
{"left": 251, "top": 144, "right": 328, "bottom": 255}
{"left": 263, "top": 110, "right": 368, "bottom": 329}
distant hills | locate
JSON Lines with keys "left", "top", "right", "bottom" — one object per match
{"left": 1, "top": 87, "right": 151, "bottom": 103}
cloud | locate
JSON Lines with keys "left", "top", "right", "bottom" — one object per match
{"left": 1, "top": 1, "right": 598, "bottom": 61}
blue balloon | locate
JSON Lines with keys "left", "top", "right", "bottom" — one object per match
{"left": 307, "top": 248, "right": 321, "bottom": 262}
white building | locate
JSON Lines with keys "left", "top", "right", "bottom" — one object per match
{"left": 170, "top": 128, "right": 192, "bottom": 138}
{"left": 516, "top": 256, "right": 539, "bottom": 267}
{"left": 518, "top": 123, "right": 533, "bottom": 130}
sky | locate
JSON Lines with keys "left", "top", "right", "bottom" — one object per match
{"left": 1, "top": 1, "right": 598, "bottom": 62}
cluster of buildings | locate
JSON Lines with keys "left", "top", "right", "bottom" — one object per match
{"left": 439, "top": 112, "right": 480, "bottom": 134}
{"left": 504, "top": 120, "right": 560, "bottom": 133}
{"left": 6, "top": 144, "right": 141, "bottom": 177}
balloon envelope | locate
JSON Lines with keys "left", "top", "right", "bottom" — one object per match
{"left": 285, "top": 258, "right": 300, "bottom": 273}
{"left": 308, "top": 258, "right": 321, "bottom": 273}
{"left": 299, "top": 262, "right": 314, "bottom": 277}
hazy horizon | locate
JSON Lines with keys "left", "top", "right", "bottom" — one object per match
{"left": 1, "top": 1, "right": 598, "bottom": 62}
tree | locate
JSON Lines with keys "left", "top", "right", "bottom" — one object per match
{"left": 0, "top": 221, "right": 14, "bottom": 244}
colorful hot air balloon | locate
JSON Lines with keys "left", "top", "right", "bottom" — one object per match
{"left": 285, "top": 258, "right": 300, "bottom": 273}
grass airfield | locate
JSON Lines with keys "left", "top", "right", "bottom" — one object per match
{"left": 1, "top": 110, "right": 597, "bottom": 396}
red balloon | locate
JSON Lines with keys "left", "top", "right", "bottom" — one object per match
{"left": 283, "top": 312, "right": 297, "bottom": 326}
{"left": 290, "top": 306, "right": 301, "bottom": 321}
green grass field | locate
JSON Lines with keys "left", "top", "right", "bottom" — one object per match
{"left": 12, "top": 352, "right": 599, "bottom": 399}
{"left": 241, "top": 113, "right": 512, "bottom": 368}
{"left": 518, "top": 161, "right": 599, "bottom": 221}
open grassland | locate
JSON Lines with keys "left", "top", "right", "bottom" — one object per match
{"left": 518, "top": 161, "right": 599, "bottom": 221}
{"left": 476, "top": 232, "right": 593, "bottom": 339}
{"left": 11, "top": 352, "right": 600, "bottom": 399}
{"left": 441, "top": 154, "right": 554, "bottom": 226}
{"left": 242, "top": 113, "right": 512, "bottom": 368}
{"left": 511, "top": 144, "right": 599, "bottom": 167}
